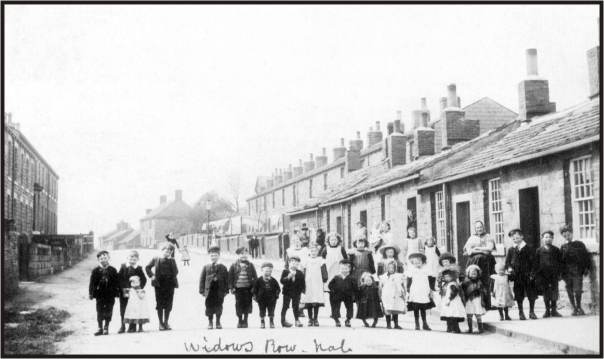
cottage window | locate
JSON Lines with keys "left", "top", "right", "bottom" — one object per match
{"left": 435, "top": 190, "right": 446, "bottom": 247}
{"left": 488, "top": 178, "right": 505, "bottom": 244}
{"left": 570, "top": 156, "right": 596, "bottom": 242}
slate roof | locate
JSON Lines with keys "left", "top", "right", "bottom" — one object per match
{"left": 420, "top": 97, "right": 600, "bottom": 187}
{"left": 463, "top": 97, "right": 518, "bottom": 133}
{"left": 102, "top": 228, "right": 134, "bottom": 245}
{"left": 117, "top": 229, "right": 140, "bottom": 245}
{"left": 141, "top": 199, "right": 192, "bottom": 221}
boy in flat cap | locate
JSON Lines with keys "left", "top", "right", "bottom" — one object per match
{"left": 229, "top": 247, "right": 258, "bottom": 328}
{"left": 89, "top": 250, "right": 120, "bottom": 335}
{"left": 280, "top": 255, "right": 306, "bottom": 327}
{"left": 199, "top": 246, "right": 229, "bottom": 329}
{"left": 252, "top": 262, "right": 281, "bottom": 328}
{"left": 505, "top": 229, "right": 538, "bottom": 320}
{"left": 560, "top": 225, "right": 592, "bottom": 316}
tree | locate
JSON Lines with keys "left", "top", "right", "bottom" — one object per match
{"left": 228, "top": 171, "right": 241, "bottom": 213}
{"left": 188, "top": 191, "right": 236, "bottom": 232}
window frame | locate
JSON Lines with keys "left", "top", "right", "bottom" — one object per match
{"left": 488, "top": 178, "right": 505, "bottom": 246}
{"left": 435, "top": 190, "right": 446, "bottom": 247}
{"left": 569, "top": 155, "right": 597, "bottom": 245}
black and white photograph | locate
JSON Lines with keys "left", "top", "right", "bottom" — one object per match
{"left": 1, "top": 1, "right": 602, "bottom": 356}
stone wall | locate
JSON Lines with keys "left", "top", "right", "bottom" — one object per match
{"left": 3, "top": 231, "right": 20, "bottom": 297}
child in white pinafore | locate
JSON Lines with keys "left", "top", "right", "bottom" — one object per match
{"left": 439, "top": 268, "right": 465, "bottom": 333}
{"left": 406, "top": 253, "right": 435, "bottom": 331}
{"left": 424, "top": 237, "right": 441, "bottom": 291}
{"left": 379, "top": 260, "right": 406, "bottom": 329}
{"left": 123, "top": 275, "right": 150, "bottom": 332}
{"left": 490, "top": 262, "right": 514, "bottom": 321}
{"left": 301, "top": 244, "right": 328, "bottom": 326}
{"left": 321, "top": 232, "right": 348, "bottom": 291}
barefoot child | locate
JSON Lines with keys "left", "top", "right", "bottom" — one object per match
{"left": 439, "top": 268, "right": 465, "bottom": 333}
{"left": 199, "top": 245, "right": 229, "bottom": 329}
{"left": 328, "top": 259, "right": 358, "bottom": 327}
{"left": 462, "top": 264, "right": 487, "bottom": 333}
{"left": 123, "top": 276, "right": 150, "bottom": 332}
{"left": 301, "top": 244, "right": 328, "bottom": 326}
{"left": 229, "top": 247, "right": 258, "bottom": 328}
{"left": 252, "top": 263, "right": 281, "bottom": 329}
{"left": 379, "top": 260, "right": 406, "bottom": 329}
{"left": 117, "top": 250, "right": 147, "bottom": 334}
{"left": 406, "top": 253, "right": 435, "bottom": 331}
{"left": 356, "top": 272, "right": 384, "bottom": 327}
{"left": 280, "top": 255, "right": 306, "bottom": 328}
{"left": 490, "top": 263, "right": 514, "bottom": 321}
{"left": 89, "top": 250, "right": 120, "bottom": 335}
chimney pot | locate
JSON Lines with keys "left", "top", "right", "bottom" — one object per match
{"left": 310, "top": 153, "right": 314, "bottom": 161}
{"left": 340, "top": 138, "right": 345, "bottom": 146}
{"left": 421, "top": 97, "right": 427, "bottom": 109}
{"left": 396, "top": 110, "right": 402, "bottom": 121}
{"left": 322, "top": 147, "right": 326, "bottom": 155}
{"left": 440, "top": 97, "right": 447, "bottom": 111}
{"left": 375, "top": 121, "right": 381, "bottom": 131}
{"left": 421, "top": 112, "right": 429, "bottom": 127}
{"left": 447, "top": 83, "right": 458, "bottom": 108}
{"left": 175, "top": 189, "right": 183, "bottom": 201}
{"left": 387, "top": 122, "right": 394, "bottom": 135}
{"left": 146, "top": 208, "right": 152, "bottom": 215}
{"left": 160, "top": 195, "right": 167, "bottom": 205}
{"left": 394, "top": 119, "right": 402, "bottom": 133}
{"left": 356, "top": 131, "right": 361, "bottom": 140}
{"left": 526, "top": 48, "right": 539, "bottom": 76}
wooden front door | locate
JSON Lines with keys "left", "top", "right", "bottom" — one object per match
{"left": 455, "top": 201, "right": 471, "bottom": 269}
{"left": 519, "top": 187, "right": 540, "bottom": 248}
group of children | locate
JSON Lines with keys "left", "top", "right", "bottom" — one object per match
{"left": 89, "top": 223, "right": 592, "bottom": 335}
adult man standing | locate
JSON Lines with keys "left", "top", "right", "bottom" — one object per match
{"left": 560, "top": 225, "right": 592, "bottom": 316}
{"left": 505, "top": 229, "right": 538, "bottom": 320}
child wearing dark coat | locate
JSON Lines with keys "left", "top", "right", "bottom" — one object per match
{"left": 535, "top": 231, "right": 563, "bottom": 318}
{"left": 252, "top": 262, "right": 281, "bottom": 329}
{"left": 199, "top": 245, "right": 229, "bottom": 329}
{"left": 505, "top": 229, "right": 538, "bottom": 320}
{"left": 356, "top": 272, "right": 383, "bottom": 328}
{"left": 89, "top": 250, "right": 120, "bottom": 336}
{"left": 560, "top": 225, "right": 592, "bottom": 316}
{"left": 328, "top": 259, "right": 359, "bottom": 327}
{"left": 117, "top": 250, "right": 147, "bottom": 334}
{"left": 145, "top": 243, "right": 179, "bottom": 331}
{"left": 228, "top": 247, "right": 258, "bottom": 328}
{"left": 348, "top": 238, "right": 376, "bottom": 285}
{"left": 280, "top": 255, "right": 306, "bottom": 328}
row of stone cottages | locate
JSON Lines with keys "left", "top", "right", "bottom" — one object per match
{"left": 244, "top": 47, "right": 601, "bottom": 311}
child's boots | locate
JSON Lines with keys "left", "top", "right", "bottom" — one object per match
{"left": 118, "top": 322, "right": 126, "bottom": 334}
{"left": 334, "top": 319, "right": 341, "bottom": 327}
{"left": 103, "top": 321, "right": 109, "bottom": 335}
{"left": 385, "top": 316, "right": 392, "bottom": 329}
{"left": 138, "top": 324, "right": 143, "bottom": 332}
{"left": 393, "top": 316, "right": 402, "bottom": 330}
{"left": 94, "top": 327, "right": 104, "bottom": 336}
{"left": 269, "top": 317, "right": 275, "bottom": 329}
{"left": 260, "top": 319, "right": 266, "bottom": 329}
{"left": 295, "top": 319, "right": 303, "bottom": 327}
{"left": 344, "top": 319, "right": 351, "bottom": 327}
{"left": 281, "top": 314, "right": 292, "bottom": 328}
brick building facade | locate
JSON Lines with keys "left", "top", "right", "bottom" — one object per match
{"left": 3, "top": 113, "right": 58, "bottom": 235}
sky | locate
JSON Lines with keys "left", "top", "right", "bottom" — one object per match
{"left": 4, "top": 4, "right": 599, "bottom": 236}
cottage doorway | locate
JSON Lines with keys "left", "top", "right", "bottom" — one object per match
{"left": 519, "top": 187, "right": 540, "bottom": 248}
{"left": 455, "top": 201, "right": 471, "bottom": 268}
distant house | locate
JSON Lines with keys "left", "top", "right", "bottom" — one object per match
{"left": 140, "top": 190, "right": 192, "bottom": 249}
{"left": 115, "top": 229, "right": 140, "bottom": 250}
{"left": 99, "top": 221, "right": 135, "bottom": 250}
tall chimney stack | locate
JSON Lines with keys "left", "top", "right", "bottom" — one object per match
{"left": 518, "top": 49, "right": 556, "bottom": 121}
{"left": 175, "top": 189, "right": 183, "bottom": 201}
{"left": 387, "top": 122, "right": 394, "bottom": 135}
{"left": 333, "top": 138, "right": 347, "bottom": 160}
{"left": 284, "top": 164, "right": 293, "bottom": 180}
{"left": 367, "top": 122, "right": 383, "bottom": 146}
{"left": 350, "top": 131, "right": 363, "bottom": 152}
{"left": 315, "top": 148, "right": 328, "bottom": 167}
{"left": 160, "top": 195, "right": 167, "bottom": 205}
{"left": 440, "top": 97, "right": 447, "bottom": 111}
{"left": 438, "top": 83, "right": 478, "bottom": 152}
{"left": 293, "top": 159, "right": 304, "bottom": 177}
{"left": 303, "top": 153, "right": 315, "bottom": 172}
{"left": 587, "top": 19, "right": 600, "bottom": 99}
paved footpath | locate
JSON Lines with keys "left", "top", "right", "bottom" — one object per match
{"left": 14, "top": 249, "right": 574, "bottom": 355}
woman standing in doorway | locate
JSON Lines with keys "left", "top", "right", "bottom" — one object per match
{"left": 463, "top": 220, "right": 496, "bottom": 310}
